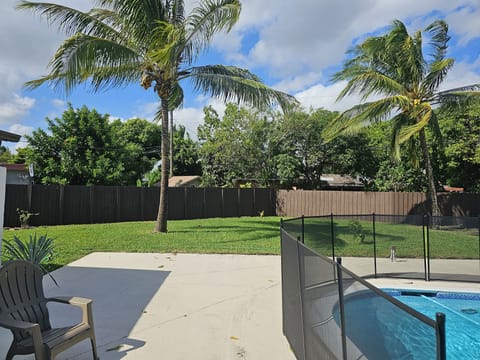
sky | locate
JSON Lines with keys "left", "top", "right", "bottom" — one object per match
{"left": 1, "top": 0, "right": 480, "bottom": 151}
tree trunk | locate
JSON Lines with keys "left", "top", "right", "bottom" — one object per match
{"left": 419, "top": 129, "right": 441, "bottom": 217}
{"left": 169, "top": 110, "right": 174, "bottom": 178}
{"left": 154, "top": 99, "right": 170, "bottom": 233}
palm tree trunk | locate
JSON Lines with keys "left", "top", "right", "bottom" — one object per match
{"left": 419, "top": 129, "right": 441, "bottom": 217}
{"left": 169, "top": 110, "right": 174, "bottom": 178}
{"left": 154, "top": 99, "right": 170, "bottom": 233}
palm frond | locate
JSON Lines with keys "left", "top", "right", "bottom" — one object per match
{"left": 169, "top": 82, "right": 184, "bottom": 109}
{"left": 187, "top": 65, "right": 298, "bottom": 112}
{"left": 433, "top": 88, "right": 480, "bottom": 106}
{"left": 323, "top": 95, "right": 409, "bottom": 141}
{"left": 184, "top": 0, "right": 241, "bottom": 62}
{"left": 398, "top": 104, "right": 432, "bottom": 143}
{"left": 425, "top": 20, "right": 450, "bottom": 62}
{"left": 336, "top": 69, "right": 403, "bottom": 101}
{"left": 422, "top": 58, "right": 454, "bottom": 97}
{"left": 25, "top": 33, "right": 142, "bottom": 93}
{"left": 17, "top": 1, "right": 125, "bottom": 42}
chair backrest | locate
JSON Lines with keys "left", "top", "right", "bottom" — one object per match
{"left": 0, "top": 260, "right": 52, "bottom": 341}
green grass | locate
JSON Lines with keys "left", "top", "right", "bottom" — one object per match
{"left": 302, "top": 218, "right": 479, "bottom": 259}
{"left": 2, "top": 216, "right": 478, "bottom": 271}
{"left": 2, "top": 217, "right": 282, "bottom": 270}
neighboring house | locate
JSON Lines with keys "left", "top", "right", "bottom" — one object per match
{"left": 0, "top": 164, "right": 32, "bottom": 185}
{"left": 442, "top": 185, "right": 464, "bottom": 193}
{"left": 168, "top": 175, "right": 201, "bottom": 188}
{"left": 0, "top": 130, "right": 21, "bottom": 145}
{"left": 319, "top": 174, "right": 365, "bottom": 190}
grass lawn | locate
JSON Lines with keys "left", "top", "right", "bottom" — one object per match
{"left": 2, "top": 216, "right": 478, "bottom": 270}
{"left": 2, "top": 217, "right": 282, "bottom": 270}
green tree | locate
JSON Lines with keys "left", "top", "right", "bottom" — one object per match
{"left": 437, "top": 101, "right": 480, "bottom": 192}
{"left": 111, "top": 118, "right": 162, "bottom": 184}
{"left": 172, "top": 125, "right": 201, "bottom": 176}
{"left": 26, "top": 105, "right": 124, "bottom": 185}
{"left": 198, "top": 104, "right": 274, "bottom": 186}
{"left": 19, "top": 0, "right": 296, "bottom": 232}
{"left": 325, "top": 19, "right": 480, "bottom": 216}
{"left": 0, "top": 146, "right": 13, "bottom": 163}
{"left": 273, "top": 108, "right": 376, "bottom": 189}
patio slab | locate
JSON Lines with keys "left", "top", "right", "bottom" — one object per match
{"left": 0, "top": 253, "right": 295, "bottom": 360}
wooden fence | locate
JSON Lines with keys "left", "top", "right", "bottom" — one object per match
{"left": 4, "top": 185, "right": 479, "bottom": 227}
{"left": 275, "top": 190, "right": 480, "bottom": 217}
{"left": 4, "top": 185, "right": 276, "bottom": 228}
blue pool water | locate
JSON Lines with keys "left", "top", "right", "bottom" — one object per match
{"left": 336, "top": 290, "right": 480, "bottom": 359}
{"left": 388, "top": 290, "right": 480, "bottom": 359}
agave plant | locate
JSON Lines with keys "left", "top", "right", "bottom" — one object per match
{"left": 2, "top": 233, "right": 58, "bottom": 286}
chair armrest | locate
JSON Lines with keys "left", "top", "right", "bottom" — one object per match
{"left": 0, "top": 317, "right": 38, "bottom": 332}
{"left": 48, "top": 296, "right": 92, "bottom": 306}
{"left": 0, "top": 317, "right": 45, "bottom": 356}
{"left": 47, "top": 296, "right": 94, "bottom": 325}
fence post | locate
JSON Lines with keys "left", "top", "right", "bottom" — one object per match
{"left": 373, "top": 213, "right": 377, "bottom": 277}
{"left": 336, "top": 257, "right": 348, "bottom": 360}
{"left": 301, "top": 215, "right": 305, "bottom": 243}
{"left": 436, "top": 312, "right": 446, "bottom": 360}
{"left": 296, "top": 237, "right": 307, "bottom": 360}
{"left": 330, "top": 213, "right": 335, "bottom": 260}
{"left": 89, "top": 186, "right": 94, "bottom": 224}
{"left": 58, "top": 185, "right": 64, "bottom": 225}
{"left": 422, "top": 214, "right": 430, "bottom": 281}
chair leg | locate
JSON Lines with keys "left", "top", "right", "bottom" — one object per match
{"left": 6, "top": 343, "right": 15, "bottom": 360}
{"left": 90, "top": 336, "right": 99, "bottom": 359}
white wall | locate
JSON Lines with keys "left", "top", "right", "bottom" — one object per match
{"left": 0, "top": 166, "right": 6, "bottom": 265}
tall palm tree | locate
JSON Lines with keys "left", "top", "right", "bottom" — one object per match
{"left": 324, "top": 19, "right": 480, "bottom": 217}
{"left": 18, "top": 0, "right": 297, "bottom": 232}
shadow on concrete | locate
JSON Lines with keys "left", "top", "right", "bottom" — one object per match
{"left": 0, "top": 265, "right": 169, "bottom": 359}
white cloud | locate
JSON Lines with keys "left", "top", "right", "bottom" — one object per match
{"left": 441, "top": 58, "right": 480, "bottom": 90}
{"left": 295, "top": 81, "right": 362, "bottom": 112}
{"left": 0, "top": 95, "right": 36, "bottom": 125}
{"left": 9, "top": 123, "right": 34, "bottom": 136}
{"left": 218, "top": 0, "right": 477, "bottom": 81}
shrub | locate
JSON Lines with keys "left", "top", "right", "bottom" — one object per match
{"left": 2, "top": 233, "right": 58, "bottom": 286}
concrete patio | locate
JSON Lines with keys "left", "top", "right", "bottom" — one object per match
{"left": 0, "top": 253, "right": 296, "bottom": 360}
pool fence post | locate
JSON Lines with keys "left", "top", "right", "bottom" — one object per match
{"left": 336, "top": 257, "right": 348, "bottom": 360}
{"left": 372, "top": 213, "right": 377, "bottom": 277}
{"left": 435, "top": 312, "right": 446, "bottom": 360}
{"left": 426, "top": 215, "right": 431, "bottom": 281}
{"left": 296, "top": 237, "right": 307, "bottom": 360}
{"left": 301, "top": 215, "right": 305, "bottom": 244}
{"left": 422, "top": 214, "right": 429, "bottom": 281}
{"left": 330, "top": 213, "right": 335, "bottom": 261}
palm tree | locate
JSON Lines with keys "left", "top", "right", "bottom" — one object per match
{"left": 324, "top": 19, "right": 480, "bottom": 217}
{"left": 18, "top": 0, "right": 297, "bottom": 232}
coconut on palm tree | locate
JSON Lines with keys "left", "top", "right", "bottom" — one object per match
{"left": 324, "top": 19, "right": 480, "bottom": 217}
{"left": 18, "top": 0, "right": 297, "bottom": 232}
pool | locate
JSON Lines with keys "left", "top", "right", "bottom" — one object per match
{"left": 388, "top": 289, "right": 480, "bottom": 359}
{"left": 335, "top": 289, "right": 480, "bottom": 359}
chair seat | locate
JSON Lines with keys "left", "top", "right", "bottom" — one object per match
{"left": 17, "top": 323, "right": 92, "bottom": 351}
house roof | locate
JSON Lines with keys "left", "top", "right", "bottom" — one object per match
{"left": 320, "top": 174, "right": 363, "bottom": 187}
{"left": 0, "top": 130, "right": 21, "bottom": 143}
{"left": 0, "top": 163, "right": 27, "bottom": 171}
{"left": 168, "top": 175, "right": 201, "bottom": 187}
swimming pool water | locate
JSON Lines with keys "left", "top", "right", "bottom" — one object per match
{"left": 389, "top": 290, "right": 480, "bottom": 360}
{"left": 336, "top": 290, "right": 480, "bottom": 359}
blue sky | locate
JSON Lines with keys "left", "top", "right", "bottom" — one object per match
{"left": 1, "top": 0, "right": 480, "bottom": 150}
